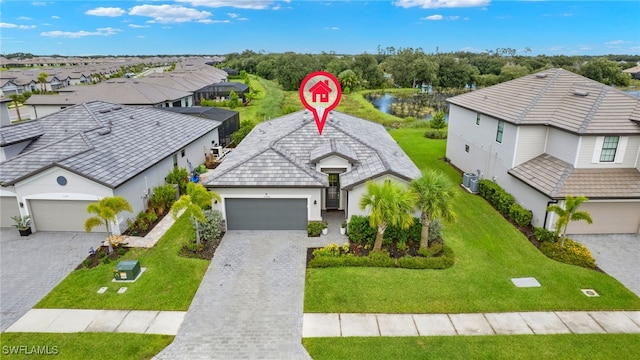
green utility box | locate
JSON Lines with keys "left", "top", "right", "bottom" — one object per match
{"left": 113, "top": 260, "right": 141, "bottom": 281}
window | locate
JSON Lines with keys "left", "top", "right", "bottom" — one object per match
{"left": 172, "top": 154, "right": 178, "bottom": 168}
{"left": 476, "top": 113, "right": 481, "bottom": 125}
{"left": 465, "top": 144, "right": 470, "bottom": 153}
{"left": 496, "top": 120, "right": 504, "bottom": 143}
{"left": 599, "top": 136, "right": 619, "bottom": 162}
{"left": 180, "top": 149, "right": 186, "bottom": 157}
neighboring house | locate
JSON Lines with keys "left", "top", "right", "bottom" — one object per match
{"left": 446, "top": 68, "right": 640, "bottom": 234}
{"left": 25, "top": 79, "right": 194, "bottom": 118}
{"left": 162, "top": 106, "right": 240, "bottom": 148}
{"left": 222, "top": 68, "right": 239, "bottom": 76}
{"left": 194, "top": 82, "right": 249, "bottom": 104}
{"left": 623, "top": 65, "right": 640, "bottom": 80}
{"left": 204, "top": 110, "right": 421, "bottom": 230}
{"left": 0, "top": 101, "right": 221, "bottom": 233}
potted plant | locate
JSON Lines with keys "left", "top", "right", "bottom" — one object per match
{"left": 340, "top": 220, "right": 347, "bottom": 235}
{"left": 321, "top": 221, "right": 329, "bottom": 235}
{"left": 11, "top": 215, "right": 32, "bottom": 236}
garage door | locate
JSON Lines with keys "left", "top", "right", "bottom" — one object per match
{"left": 225, "top": 198, "right": 307, "bottom": 230}
{"left": 29, "top": 200, "right": 105, "bottom": 232}
{"left": 566, "top": 202, "right": 640, "bottom": 234}
{"left": 0, "top": 196, "right": 21, "bottom": 228}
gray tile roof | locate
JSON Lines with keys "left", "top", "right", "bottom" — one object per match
{"left": 448, "top": 68, "right": 640, "bottom": 135}
{"left": 508, "top": 154, "right": 640, "bottom": 199}
{"left": 204, "top": 110, "right": 420, "bottom": 189}
{"left": 0, "top": 120, "right": 44, "bottom": 146}
{"left": 0, "top": 101, "right": 220, "bottom": 187}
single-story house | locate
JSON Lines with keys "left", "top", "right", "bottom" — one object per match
{"left": 446, "top": 68, "right": 640, "bottom": 234}
{"left": 204, "top": 110, "right": 421, "bottom": 230}
{"left": 623, "top": 65, "right": 640, "bottom": 80}
{"left": 194, "top": 82, "right": 250, "bottom": 105}
{"left": 161, "top": 106, "right": 240, "bottom": 148}
{"left": 0, "top": 101, "right": 221, "bottom": 233}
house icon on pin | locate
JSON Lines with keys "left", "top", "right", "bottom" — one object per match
{"left": 308, "top": 80, "right": 333, "bottom": 103}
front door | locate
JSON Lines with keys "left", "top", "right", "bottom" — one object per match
{"left": 326, "top": 174, "right": 340, "bottom": 209}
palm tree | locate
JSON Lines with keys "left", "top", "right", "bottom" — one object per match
{"left": 85, "top": 196, "right": 133, "bottom": 253}
{"left": 37, "top": 72, "right": 48, "bottom": 93}
{"left": 410, "top": 169, "right": 457, "bottom": 249}
{"left": 547, "top": 195, "right": 593, "bottom": 247}
{"left": 359, "top": 179, "right": 417, "bottom": 251}
{"left": 170, "top": 183, "right": 221, "bottom": 246}
{"left": 8, "top": 94, "right": 22, "bottom": 122}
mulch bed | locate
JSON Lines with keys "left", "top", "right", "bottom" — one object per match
{"left": 122, "top": 211, "right": 168, "bottom": 238}
{"left": 75, "top": 246, "right": 130, "bottom": 270}
{"left": 179, "top": 236, "right": 224, "bottom": 260}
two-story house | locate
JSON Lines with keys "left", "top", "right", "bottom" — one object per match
{"left": 446, "top": 68, "right": 640, "bottom": 234}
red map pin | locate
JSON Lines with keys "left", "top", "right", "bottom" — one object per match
{"left": 299, "top": 71, "right": 342, "bottom": 135}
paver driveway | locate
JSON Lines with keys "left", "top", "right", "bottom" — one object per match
{"left": 155, "top": 231, "right": 311, "bottom": 360}
{"left": 0, "top": 228, "right": 103, "bottom": 332}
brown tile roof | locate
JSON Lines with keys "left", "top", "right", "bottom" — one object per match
{"left": 509, "top": 154, "right": 640, "bottom": 199}
{"left": 448, "top": 68, "right": 640, "bottom": 135}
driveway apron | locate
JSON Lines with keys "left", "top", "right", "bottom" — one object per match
{"left": 156, "top": 231, "right": 311, "bottom": 360}
{"left": 0, "top": 229, "right": 103, "bottom": 332}
{"left": 573, "top": 234, "right": 640, "bottom": 297}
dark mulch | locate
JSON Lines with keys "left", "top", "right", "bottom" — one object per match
{"left": 122, "top": 211, "right": 168, "bottom": 238}
{"left": 75, "top": 246, "right": 130, "bottom": 270}
{"left": 179, "top": 235, "right": 224, "bottom": 260}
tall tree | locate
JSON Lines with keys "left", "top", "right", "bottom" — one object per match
{"left": 37, "top": 72, "right": 48, "bottom": 93}
{"left": 410, "top": 170, "right": 457, "bottom": 249}
{"left": 359, "top": 179, "right": 417, "bottom": 251}
{"left": 170, "top": 183, "right": 221, "bottom": 246}
{"left": 579, "top": 58, "right": 630, "bottom": 86}
{"left": 8, "top": 94, "right": 22, "bottom": 122}
{"left": 546, "top": 195, "right": 593, "bottom": 247}
{"left": 84, "top": 196, "right": 133, "bottom": 253}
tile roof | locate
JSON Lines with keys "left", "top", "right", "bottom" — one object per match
{"left": 0, "top": 101, "right": 220, "bottom": 187}
{"left": 508, "top": 154, "right": 640, "bottom": 199}
{"left": 204, "top": 110, "right": 420, "bottom": 189}
{"left": 448, "top": 68, "right": 640, "bottom": 135}
{"left": 0, "top": 120, "right": 44, "bottom": 146}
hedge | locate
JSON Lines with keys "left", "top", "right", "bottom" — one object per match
{"left": 478, "top": 179, "right": 532, "bottom": 227}
{"left": 308, "top": 245, "right": 455, "bottom": 270}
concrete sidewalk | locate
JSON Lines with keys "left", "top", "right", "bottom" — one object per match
{"left": 303, "top": 311, "right": 640, "bottom": 337}
{"left": 5, "top": 309, "right": 185, "bottom": 335}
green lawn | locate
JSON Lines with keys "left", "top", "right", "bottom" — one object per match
{"left": 303, "top": 334, "right": 640, "bottom": 360}
{"left": 35, "top": 214, "right": 209, "bottom": 310}
{"left": 304, "top": 129, "right": 640, "bottom": 313}
{"left": 0, "top": 333, "right": 172, "bottom": 360}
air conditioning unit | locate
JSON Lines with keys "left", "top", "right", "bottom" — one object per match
{"left": 469, "top": 178, "right": 479, "bottom": 193}
{"left": 463, "top": 172, "right": 474, "bottom": 187}
{"left": 211, "top": 146, "right": 223, "bottom": 159}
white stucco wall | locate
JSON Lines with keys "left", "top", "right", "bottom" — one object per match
{"left": 346, "top": 174, "right": 416, "bottom": 221}
{"left": 545, "top": 128, "right": 579, "bottom": 165}
{"left": 513, "top": 126, "right": 547, "bottom": 166}
{"left": 29, "top": 104, "right": 68, "bottom": 119}
{"left": 210, "top": 187, "right": 323, "bottom": 223}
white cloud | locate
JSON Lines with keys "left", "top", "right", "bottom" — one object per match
{"left": 238, "top": 17, "right": 249, "bottom": 21}
{"left": 324, "top": 26, "right": 339, "bottom": 30}
{"left": 31, "top": 1, "right": 49, "bottom": 6}
{"left": 51, "top": 16, "right": 60, "bottom": 19}
{"left": 421, "top": 14, "right": 459, "bottom": 21}
{"left": 86, "top": 7, "right": 126, "bottom": 17}
{"left": 394, "top": 0, "right": 489, "bottom": 8}
{"left": 128, "top": 24, "right": 150, "bottom": 28}
{"left": 41, "top": 27, "right": 121, "bottom": 38}
{"left": 0, "top": 22, "right": 36, "bottom": 29}
{"left": 606, "top": 40, "right": 625, "bottom": 45}
{"left": 129, "top": 4, "right": 212, "bottom": 23}
{"left": 227, "top": 13, "right": 239, "bottom": 18}
{"left": 17, "top": 16, "right": 32, "bottom": 21}
{"left": 176, "top": 1, "right": 273, "bottom": 9}
{"left": 137, "top": 35, "right": 145, "bottom": 39}
{"left": 199, "top": 19, "right": 231, "bottom": 24}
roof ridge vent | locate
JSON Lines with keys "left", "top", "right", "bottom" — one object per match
{"left": 98, "top": 127, "right": 111, "bottom": 135}
{"left": 535, "top": 73, "right": 548, "bottom": 79}
{"left": 573, "top": 89, "right": 589, "bottom": 96}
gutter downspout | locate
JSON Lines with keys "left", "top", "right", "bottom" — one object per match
{"left": 543, "top": 199, "right": 558, "bottom": 231}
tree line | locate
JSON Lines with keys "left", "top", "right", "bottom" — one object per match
{"left": 220, "top": 49, "right": 639, "bottom": 91}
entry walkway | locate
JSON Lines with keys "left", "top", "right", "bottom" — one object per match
{"left": 302, "top": 311, "right": 640, "bottom": 337}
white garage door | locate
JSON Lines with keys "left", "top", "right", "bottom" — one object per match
{"left": 566, "top": 202, "right": 640, "bottom": 235}
{"left": 0, "top": 196, "right": 21, "bottom": 228}
{"left": 29, "top": 199, "right": 105, "bottom": 232}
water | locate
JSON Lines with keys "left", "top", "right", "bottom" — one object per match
{"left": 623, "top": 90, "right": 640, "bottom": 98}
{"left": 365, "top": 92, "right": 451, "bottom": 119}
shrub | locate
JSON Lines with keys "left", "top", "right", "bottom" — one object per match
{"left": 231, "top": 120, "right": 255, "bottom": 145}
{"left": 198, "top": 209, "right": 224, "bottom": 241}
{"left": 384, "top": 218, "right": 421, "bottom": 245}
{"left": 347, "top": 215, "right": 376, "bottom": 245}
{"left": 509, "top": 203, "right": 533, "bottom": 227}
{"left": 539, "top": 239, "right": 596, "bottom": 269}
{"left": 367, "top": 250, "right": 395, "bottom": 268}
{"left": 308, "top": 245, "right": 454, "bottom": 270}
{"left": 101, "top": 257, "right": 111, "bottom": 265}
{"left": 307, "top": 221, "right": 325, "bottom": 237}
{"left": 424, "top": 129, "right": 448, "bottom": 139}
{"left": 534, "top": 227, "right": 557, "bottom": 243}
{"left": 496, "top": 191, "right": 515, "bottom": 214}
{"left": 166, "top": 167, "right": 189, "bottom": 195}
{"left": 429, "top": 111, "right": 447, "bottom": 129}
{"left": 312, "top": 243, "right": 341, "bottom": 257}
{"left": 150, "top": 184, "right": 177, "bottom": 215}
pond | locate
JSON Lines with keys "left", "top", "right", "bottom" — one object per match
{"left": 365, "top": 89, "right": 466, "bottom": 119}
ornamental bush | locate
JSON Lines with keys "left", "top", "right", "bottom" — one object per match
{"left": 509, "top": 203, "right": 533, "bottom": 227}
{"left": 539, "top": 239, "right": 596, "bottom": 269}
{"left": 198, "top": 209, "right": 223, "bottom": 241}
{"left": 347, "top": 215, "right": 376, "bottom": 245}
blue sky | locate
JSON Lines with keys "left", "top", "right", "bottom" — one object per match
{"left": 1, "top": 1, "right": 638, "bottom": 56}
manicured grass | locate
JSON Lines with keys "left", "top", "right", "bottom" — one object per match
{"left": 35, "top": 214, "right": 209, "bottom": 311}
{"left": 0, "top": 333, "right": 172, "bottom": 360}
{"left": 304, "top": 129, "right": 640, "bottom": 313}
{"left": 303, "top": 334, "right": 640, "bottom": 360}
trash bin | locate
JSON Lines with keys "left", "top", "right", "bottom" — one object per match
{"left": 113, "top": 260, "right": 141, "bottom": 281}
